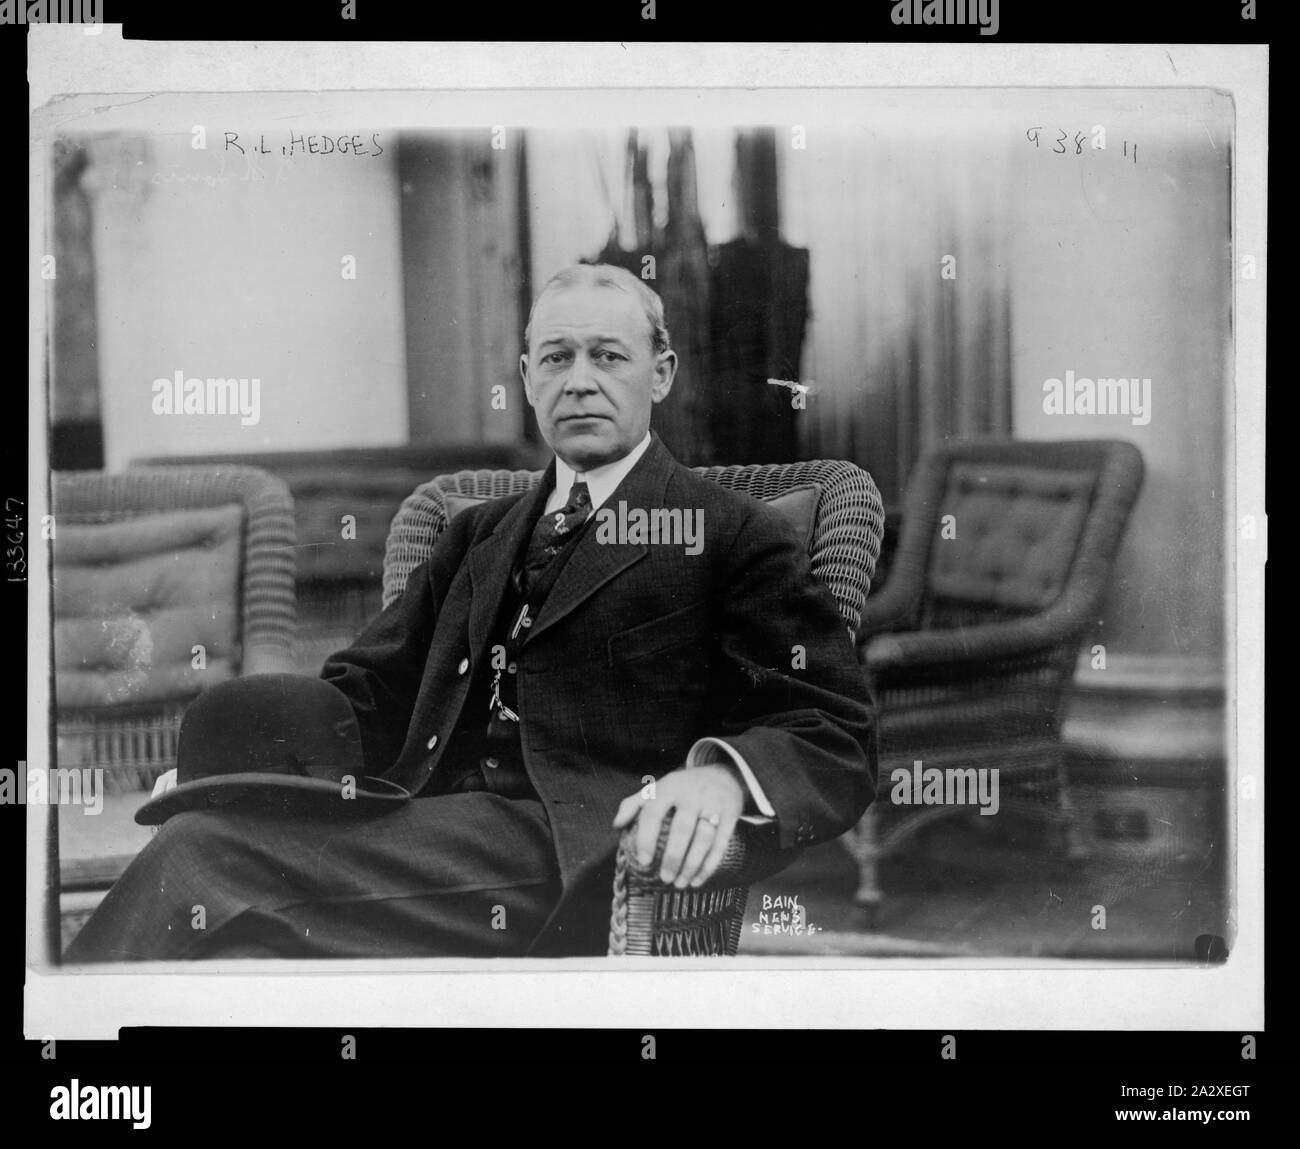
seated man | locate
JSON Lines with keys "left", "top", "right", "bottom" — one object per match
{"left": 66, "top": 263, "right": 877, "bottom": 961}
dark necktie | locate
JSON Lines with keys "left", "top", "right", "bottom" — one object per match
{"left": 522, "top": 478, "right": 592, "bottom": 585}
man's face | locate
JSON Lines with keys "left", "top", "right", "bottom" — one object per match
{"left": 520, "top": 282, "right": 677, "bottom": 471}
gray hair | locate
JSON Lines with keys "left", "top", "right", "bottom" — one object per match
{"left": 523, "top": 263, "right": 671, "bottom": 356}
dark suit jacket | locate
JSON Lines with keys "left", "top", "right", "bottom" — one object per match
{"left": 321, "top": 434, "right": 877, "bottom": 951}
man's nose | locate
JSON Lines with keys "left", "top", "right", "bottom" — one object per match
{"left": 562, "top": 356, "right": 599, "bottom": 394}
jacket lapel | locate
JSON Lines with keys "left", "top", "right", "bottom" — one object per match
{"left": 524, "top": 434, "right": 674, "bottom": 645}
{"left": 466, "top": 464, "right": 553, "bottom": 657}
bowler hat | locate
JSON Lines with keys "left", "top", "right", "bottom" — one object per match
{"left": 135, "top": 674, "right": 410, "bottom": 825}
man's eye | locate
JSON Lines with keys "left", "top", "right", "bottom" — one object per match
{"left": 595, "top": 350, "right": 625, "bottom": 363}
{"left": 542, "top": 351, "right": 570, "bottom": 365}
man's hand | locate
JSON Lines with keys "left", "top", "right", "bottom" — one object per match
{"left": 151, "top": 768, "right": 178, "bottom": 799}
{"left": 612, "top": 765, "right": 745, "bottom": 889}
{"left": 148, "top": 768, "right": 179, "bottom": 835}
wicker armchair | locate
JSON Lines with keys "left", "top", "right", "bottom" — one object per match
{"left": 383, "top": 459, "right": 885, "bottom": 956}
{"left": 50, "top": 466, "right": 296, "bottom": 937}
{"left": 848, "top": 438, "right": 1145, "bottom": 922}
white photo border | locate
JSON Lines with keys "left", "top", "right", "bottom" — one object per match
{"left": 25, "top": 31, "right": 1266, "bottom": 1036}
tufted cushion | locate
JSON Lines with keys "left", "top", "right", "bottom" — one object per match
{"left": 53, "top": 504, "right": 245, "bottom": 707}
{"left": 928, "top": 463, "right": 1097, "bottom": 612}
{"left": 443, "top": 490, "right": 494, "bottom": 524}
{"left": 444, "top": 482, "right": 824, "bottom": 550}
{"left": 759, "top": 483, "right": 821, "bottom": 549}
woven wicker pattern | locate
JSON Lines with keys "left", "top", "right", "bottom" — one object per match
{"left": 607, "top": 818, "right": 796, "bottom": 956}
{"left": 380, "top": 456, "right": 884, "bottom": 957}
{"left": 383, "top": 461, "right": 884, "bottom": 638}
{"left": 53, "top": 466, "right": 297, "bottom": 791}
{"left": 383, "top": 469, "right": 538, "bottom": 608}
{"left": 691, "top": 460, "right": 884, "bottom": 636}
{"left": 850, "top": 438, "right": 1145, "bottom": 921}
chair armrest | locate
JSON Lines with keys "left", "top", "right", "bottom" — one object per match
{"left": 857, "top": 588, "right": 921, "bottom": 639}
{"left": 863, "top": 608, "right": 1083, "bottom": 674}
{"left": 615, "top": 815, "right": 796, "bottom": 894}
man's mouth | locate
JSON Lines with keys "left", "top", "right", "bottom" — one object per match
{"left": 557, "top": 414, "right": 609, "bottom": 423}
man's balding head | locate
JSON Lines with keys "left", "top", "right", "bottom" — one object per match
{"left": 519, "top": 263, "right": 677, "bottom": 471}
{"left": 524, "top": 264, "right": 671, "bottom": 358}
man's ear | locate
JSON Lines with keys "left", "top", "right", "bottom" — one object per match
{"left": 519, "top": 354, "right": 534, "bottom": 402}
{"left": 650, "top": 350, "right": 678, "bottom": 403}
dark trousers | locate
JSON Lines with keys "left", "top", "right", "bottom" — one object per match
{"left": 64, "top": 791, "right": 563, "bottom": 962}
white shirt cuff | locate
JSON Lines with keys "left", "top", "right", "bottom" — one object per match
{"left": 685, "top": 736, "right": 777, "bottom": 818}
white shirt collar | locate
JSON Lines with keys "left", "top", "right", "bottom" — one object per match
{"left": 547, "top": 431, "right": 653, "bottom": 514}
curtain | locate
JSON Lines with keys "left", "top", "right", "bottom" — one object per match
{"left": 779, "top": 123, "right": 1014, "bottom": 502}
{"left": 523, "top": 123, "right": 1014, "bottom": 489}
{"left": 707, "top": 129, "right": 810, "bottom": 465}
{"left": 592, "top": 129, "right": 714, "bottom": 465}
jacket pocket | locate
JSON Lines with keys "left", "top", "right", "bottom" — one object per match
{"left": 607, "top": 599, "right": 712, "bottom": 667}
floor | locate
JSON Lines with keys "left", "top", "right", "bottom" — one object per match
{"left": 742, "top": 764, "right": 1228, "bottom": 961}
